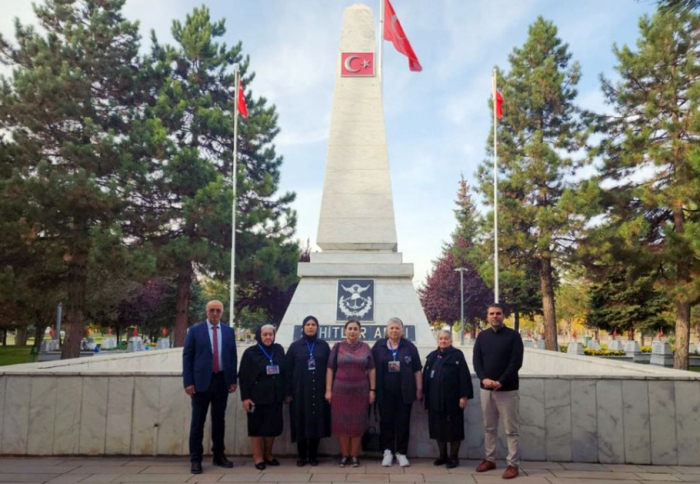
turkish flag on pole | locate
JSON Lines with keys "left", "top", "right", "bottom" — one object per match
{"left": 495, "top": 89, "right": 504, "bottom": 120}
{"left": 383, "top": 0, "right": 422, "bottom": 72}
{"left": 237, "top": 80, "right": 248, "bottom": 118}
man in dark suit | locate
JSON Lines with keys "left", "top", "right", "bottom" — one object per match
{"left": 183, "top": 300, "right": 238, "bottom": 474}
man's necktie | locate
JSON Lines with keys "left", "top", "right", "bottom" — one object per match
{"left": 212, "top": 325, "right": 220, "bottom": 374}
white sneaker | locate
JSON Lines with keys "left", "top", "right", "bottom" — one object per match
{"left": 396, "top": 453, "right": 410, "bottom": 467}
{"left": 382, "top": 449, "right": 393, "bottom": 467}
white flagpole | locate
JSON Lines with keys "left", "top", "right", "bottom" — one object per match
{"left": 229, "top": 69, "right": 240, "bottom": 328}
{"left": 492, "top": 68, "right": 500, "bottom": 303}
{"left": 378, "top": 0, "right": 384, "bottom": 87}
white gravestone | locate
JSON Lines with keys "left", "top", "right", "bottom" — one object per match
{"left": 650, "top": 341, "right": 674, "bottom": 367}
{"left": 156, "top": 338, "right": 171, "bottom": 350}
{"left": 126, "top": 336, "right": 144, "bottom": 353}
{"left": 608, "top": 340, "right": 624, "bottom": 351}
{"left": 567, "top": 342, "right": 584, "bottom": 355}
{"left": 586, "top": 340, "right": 602, "bottom": 351}
{"left": 536, "top": 340, "right": 546, "bottom": 350}
{"left": 101, "top": 337, "right": 117, "bottom": 350}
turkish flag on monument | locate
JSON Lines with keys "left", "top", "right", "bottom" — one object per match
{"left": 495, "top": 89, "right": 504, "bottom": 120}
{"left": 237, "top": 81, "right": 248, "bottom": 118}
{"left": 384, "top": 0, "right": 422, "bottom": 72}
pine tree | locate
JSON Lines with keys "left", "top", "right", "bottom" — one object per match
{"left": 476, "top": 17, "right": 591, "bottom": 350}
{"left": 0, "top": 0, "right": 143, "bottom": 358}
{"left": 595, "top": 8, "right": 700, "bottom": 369}
{"left": 139, "top": 7, "right": 298, "bottom": 345}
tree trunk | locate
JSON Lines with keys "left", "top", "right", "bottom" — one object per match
{"left": 672, "top": 204, "right": 690, "bottom": 370}
{"left": 1, "top": 329, "right": 6, "bottom": 346}
{"left": 14, "top": 326, "right": 28, "bottom": 346}
{"left": 32, "top": 319, "right": 47, "bottom": 353}
{"left": 514, "top": 311, "right": 520, "bottom": 333}
{"left": 539, "top": 257, "right": 558, "bottom": 351}
{"left": 61, "top": 250, "right": 88, "bottom": 359}
{"left": 173, "top": 263, "right": 193, "bottom": 347}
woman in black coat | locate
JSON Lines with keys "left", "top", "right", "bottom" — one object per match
{"left": 370, "top": 317, "right": 422, "bottom": 467}
{"left": 239, "top": 324, "right": 286, "bottom": 470}
{"left": 423, "top": 329, "right": 474, "bottom": 469}
{"left": 284, "top": 315, "right": 331, "bottom": 467}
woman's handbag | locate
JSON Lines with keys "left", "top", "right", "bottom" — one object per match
{"left": 362, "top": 403, "right": 382, "bottom": 452}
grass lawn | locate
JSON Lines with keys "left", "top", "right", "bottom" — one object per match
{"left": 689, "top": 367, "right": 700, "bottom": 373}
{"left": 0, "top": 346, "right": 36, "bottom": 366}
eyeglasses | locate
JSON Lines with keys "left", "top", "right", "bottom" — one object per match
{"left": 208, "top": 309, "right": 222, "bottom": 313}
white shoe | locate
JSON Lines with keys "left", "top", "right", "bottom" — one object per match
{"left": 382, "top": 449, "right": 393, "bottom": 467}
{"left": 396, "top": 453, "right": 410, "bottom": 467}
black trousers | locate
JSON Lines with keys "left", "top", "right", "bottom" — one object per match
{"left": 189, "top": 373, "right": 229, "bottom": 462}
{"left": 379, "top": 392, "right": 413, "bottom": 454}
{"left": 297, "top": 438, "right": 320, "bottom": 459}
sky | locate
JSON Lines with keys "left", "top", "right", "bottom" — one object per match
{"left": 0, "top": 0, "right": 657, "bottom": 286}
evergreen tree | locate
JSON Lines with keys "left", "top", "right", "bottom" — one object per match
{"left": 420, "top": 179, "right": 493, "bottom": 331}
{"left": 586, "top": 268, "right": 673, "bottom": 337}
{"left": 139, "top": 7, "right": 298, "bottom": 345}
{"left": 0, "top": 0, "right": 143, "bottom": 358}
{"left": 476, "top": 17, "right": 592, "bottom": 350}
{"left": 595, "top": 8, "right": 700, "bottom": 368}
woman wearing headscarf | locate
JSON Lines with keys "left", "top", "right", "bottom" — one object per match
{"left": 239, "top": 324, "right": 286, "bottom": 470}
{"left": 371, "top": 317, "right": 423, "bottom": 467}
{"left": 423, "top": 329, "right": 474, "bottom": 469}
{"left": 325, "top": 319, "right": 376, "bottom": 468}
{"left": 284, "top": 315, "right": 331, "bottom": 466}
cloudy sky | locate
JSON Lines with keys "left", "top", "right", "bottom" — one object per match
{"left": 0, "top": 0, "right": 655, "bottom": 285}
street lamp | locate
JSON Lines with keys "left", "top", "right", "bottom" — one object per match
{"left": 454, "top": 268, "right": 467, "bottom": 346}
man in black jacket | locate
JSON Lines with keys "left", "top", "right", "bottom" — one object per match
{"left": 473, "top": 303, "right": 523, "bottom": 480}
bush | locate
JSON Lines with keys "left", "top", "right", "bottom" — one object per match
{"left": 559, "top": 344, "right": 568, "bottom": 353}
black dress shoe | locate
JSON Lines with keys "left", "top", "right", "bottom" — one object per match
{"left": 265, "top": 458, "right": 280, "bottom": 466}
{"left": 446, "top": 457, "right": 459, "bottom": 469}
{"left": 433, "top": 456, "right": 448, "bottom": 466}
{"left": 308, "top": 458, "right": 319, "bottom": 466}
{"left": 191, "top": 461, "right": 203, "bottom": 474}
{"left": 296, "top": 458, "right": 307, "bottom": 467}
{"left": 254, "top": 461, "right": 266, "bottom": 470}
{"left": 212, "top": 455, "right": 234, "bottom": 468}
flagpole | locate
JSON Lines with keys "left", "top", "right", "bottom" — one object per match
{"left": 492, "top": 68, "right": 500, "bottom": 303}
{"left": 378, "top": 0, "right": 384, "bottom": 88}
{"left": 230, "top": 69, "right": 240, "bottom": 328}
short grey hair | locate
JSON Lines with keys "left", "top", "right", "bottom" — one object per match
{"left": 386, "top": 317, "right": 404, "bottom": 330}
{"left": 436, "top": 329, "right": 452, "bottom": 341}
{"left": 260, "top": 324, "right": 276, "bottom": 334}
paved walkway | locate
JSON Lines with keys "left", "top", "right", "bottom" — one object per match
{"left": 1, "top": 457, "right": 700, "bottom": 483}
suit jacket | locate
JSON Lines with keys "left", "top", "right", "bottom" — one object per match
{"left": 182, "top": 321, "right": 238, "bottom": 392}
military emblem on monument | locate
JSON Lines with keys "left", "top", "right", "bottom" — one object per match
{"left": 337, "top": 279, "right": 375, "bottom": 321}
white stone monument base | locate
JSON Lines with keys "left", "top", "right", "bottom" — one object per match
{"left": 276, "top": 252, "right": 432, "bottom": 345}
{"left": 567, "top": 342, "right": 584, "bottom": 355}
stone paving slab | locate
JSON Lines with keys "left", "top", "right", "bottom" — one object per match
{"left": 3, "top": 457, "right": 700, "bottom": 483}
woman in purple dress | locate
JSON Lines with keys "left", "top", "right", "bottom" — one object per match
{"left": 325, "top": 319, "right": 376, "bottom": 468}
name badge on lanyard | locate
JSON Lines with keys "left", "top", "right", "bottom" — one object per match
{"left": 388, "top": 339, "right": 401, "bottom": 372}
{"left": 258, "top": 343, "right": 279, "bottom": 375}
{"left": 306, "top": 340, "right": 316, "bottom": 370}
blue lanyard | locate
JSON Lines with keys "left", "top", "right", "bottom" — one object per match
{"left": 305, "top": 340, "right": 316, "bottom": 358}
{"left": 257, "top": 343, "right": 274, "bottom": 365}
{"left": 388, "top": 339, "right": 400, "bottom": 361}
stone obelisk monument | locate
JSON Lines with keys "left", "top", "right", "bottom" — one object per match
{"left": 276, "top": 3, "right": 432, "bottom": 345}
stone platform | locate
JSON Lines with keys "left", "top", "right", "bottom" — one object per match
{"left": 1, "top": 345, "right": 699, "bottom": 465}
{"left": 1, "top": 456, "right": 700, "bottom": 483}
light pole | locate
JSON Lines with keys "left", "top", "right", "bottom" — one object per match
{"left": 454, "top": 268, "right": 467, "bottom": 345}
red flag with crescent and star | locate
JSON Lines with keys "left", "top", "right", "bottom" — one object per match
{"left": 237, "top": 80, "right": 248, "bottom": 118}
{"left": 383, "top": 0, "right": 422, "bottom": 72}
{"left": 341, "top": 52, "right": 375, "bottom": 77}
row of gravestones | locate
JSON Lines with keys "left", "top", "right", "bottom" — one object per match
{"left": 125, "top": 336, "right": 172, "bottom": 352}
{"left": 565, "top": 339, "right": 700, "bottom": 367}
